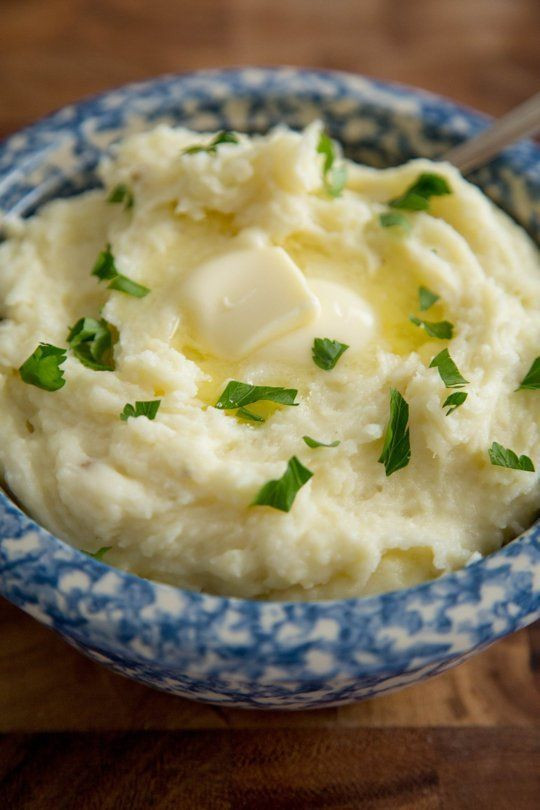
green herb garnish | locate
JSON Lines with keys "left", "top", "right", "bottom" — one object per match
{"left": 19, "top": 343, "right": 67, "bottom": 391}
{"left": 317, "top": 132, "right": 347, "bottom": 197}
{"left": 418, "top": 286, "right": 440, "bottom": 311}
{"left": 378, "top": 388, "right": 411, "bottom": 477}
{"left": 84, "top": 546, "right": 112, "bottom": 561}
{"left": 92, "top": 244, "right": 116, "bottom": 280}
{"left": 389, "top": 172, "right": 451, "bottom": 211}
{"left": 312, "top": 337, "right": 349, "bottom": 371}
{"left": 443, "top": 391, "right": 468, "bottom": 415}
{"left": 251, "top": 456, "right": 313, "bottom": 513}
{"left": 302, "top": 435, "right": 340, "bottom": 449}
{"left": 107, "top": 183, "right": 134, "bottom": 210}
{"left": 67, "top": 317, "right": 115, "bottom": 371}
{"left": 409, "top": 316, "right": 454, "bottom": 340}
{"left": 517, "top": 357, "right": 540, "bottom": 390}
{"left": 488, "top": 442, "right": 535, "bottom": 472}
{"left": 108, "top": 275, "right": 150, "bottom": 297}
{"left": 237, "top": 407, "right": 265, "bottom": 423}
{"left": 183, "top": 131, "right": 239, "bottom": 155}
{"left": 120, "top": 400, "right": 161, "bottom": 421}
{"left": 215, "top": 381, "right": 298, "bottom": 410}
{"left": 429, "top": 349, "right": 468, "bottom": 388}
{"left": 92, "top": 244, "right": 150, "bottom": 298}
{"left": 379, "top": 211, "right": 411, "bottom": 232}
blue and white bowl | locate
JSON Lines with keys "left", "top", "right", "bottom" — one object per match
{"left": 0, "top": 68, "right": 538, "bottom": 709}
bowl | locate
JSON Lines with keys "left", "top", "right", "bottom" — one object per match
{"left": 0, "top": 67, "right": 538, "bottom": 709}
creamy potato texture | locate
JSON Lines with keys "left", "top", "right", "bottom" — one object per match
{"left": 0, "top": 123, "right": 539, "bottom": 599}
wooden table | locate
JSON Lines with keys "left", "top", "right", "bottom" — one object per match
{"left": 1, "top": 1, "right": 539, "bottom": 807}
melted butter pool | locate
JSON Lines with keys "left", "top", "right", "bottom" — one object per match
{"left": 175, "top": 231, "right": 449, "bottom": 409}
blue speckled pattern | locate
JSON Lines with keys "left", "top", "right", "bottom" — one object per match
{"left": 0, "top": 68, "right": 538, "bottom": 709}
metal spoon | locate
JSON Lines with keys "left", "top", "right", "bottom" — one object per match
{"left": 443, "top": 91, "right": 540, "bottom": 173}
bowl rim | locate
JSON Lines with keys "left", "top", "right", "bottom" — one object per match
{"left": 0, "top": 66, "right": 538, "bottom": 656}
{"left": 6, "top": 64, "right": 497, "bottom": 145}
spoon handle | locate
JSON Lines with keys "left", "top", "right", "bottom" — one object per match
{"left": 444, "top": 92, "right": 540, "bottom": 174}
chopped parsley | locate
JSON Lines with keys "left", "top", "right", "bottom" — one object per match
{"left": 429, "top": 349, "right": 468, "bottom": 388}
{"left": 237, "top": 407, "right": 265, "bottom": 423}
{"left": 92, "top": 244, "right": 150, "bottom": 298}
{"left": 317, "top": 132, "right": 347, "bottom": 197}
{"left": 378, "top": 388, "right": 411, "bottom": 477}
{"left": 107, "top": 183, "right": 134, "bottom": 210}
{"left": 488, "top": 442, "right": 535, "bottom": 472}
{"left": 443, "top": 391, "right": 468, "bottom": 415}
{"left": 19, "top": 343, "right": 67, "bottom": 391}
{"left": 409, "top": 316, "right": 454, "bottom": 340}
{"left": 214, "top": 381, "right": 298, "bottom": 410}
{"left": 302, "top": 435, "right": 340, "bottom": 449}
{"left": 183, "top": 131, "right": 239, "bottom": 155}
{"left": 251, "top": 456, "right": 313, "bottom": 512}
{"left": 120, "top": 400, "right": 161, "bottom": 421}
{"left": 389, "top": 172, "right": 451, "bottom": 211}
{"left": 67, "top": 317, "right": 115, "bottom": 371}
{"left": 84, "top": 546, "right": 112, "bottom": 561}
{"left": 379, "top": 211, "right": 411, "bottom": 232}
{"left": 418, "top": 285, "right": 440, "bottom": 311}
{"left": 312, "top": 337, "right": 349, "bottom": 371}
{"left": 517, "top": 357, "right": 540, "bottom": 390}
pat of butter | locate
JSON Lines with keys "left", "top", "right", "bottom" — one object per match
{"left": 181, "top": 247, "right": 320, "bottom": 359}
{"left": 255, "top": 278, "right": 376, "bottom": 364}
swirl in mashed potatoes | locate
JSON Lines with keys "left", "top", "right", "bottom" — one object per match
{"left": 0, "top": 122, "right": 538, "bottom": 599}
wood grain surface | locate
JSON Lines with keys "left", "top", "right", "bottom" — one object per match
{"left": 1, "top": 0, "right": 539, "bottom": 807}
{"left": 1, "top": 729, "right": 539, "bottom": 809}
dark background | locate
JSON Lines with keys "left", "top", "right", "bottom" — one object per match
{"left": 1, "top": 1, "right": 539, "bottom": 807}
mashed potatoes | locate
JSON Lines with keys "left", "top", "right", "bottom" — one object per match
{"left": 0, "top": 122, "right": 538, "bottom": 599}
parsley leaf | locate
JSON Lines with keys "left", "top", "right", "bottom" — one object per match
{"left": 67, "top": 317, "right": 115, "bottom": 371}
{"left": 517, "top": 357, "right": 540, "bottom": 391}
{"left": 429, "top": 349, "right": 468, "bottom": 388}
{"left": 120, "top": 400, "right": 161, "bottom": 421}
{"left": 92, "top": 244, "right": 116, "bottom": 280}
{"left": 379, "top": 211, "right": 411, "bottom": 232}
{"left": 378, "top": 388, "right": 411, "bottom": 476}
{"left": 488, "top": 442, "right": 535, "bottom": 472}
{"left": 317, "top": 132, "right": 347, "bottom": 197}
{"left": 237, "top": 407, "right": 265, "bottom": 423}
{"left": 84, "top": 546, "right": 112, "bottom": 561}
{"left": 215, "top": 381, "right": 298, "bottom": 410}
{"left": 443, "top": 391, "right": 468, "bottom": 415}
{"left": 389, "top": 172, "right": 451, "bottom": 211}
{"left": 251, "top": 456, "right": 313, "bottom": 512}
{"left": 183, "top": 130, "right": 239, "bottom": 155}
{"left": 107, "top": 183, "right": 134, "bottom": 210}
{"left": 430, "top": 347, "right": 469, "bottom": 413}
{"left": 92, "top": 244, "right": 150, "bottom": 298}
{"left": 312, "top": 338, "right": 349, "bottom": 370}
{"left": 409, "top": 316, "right": 454, "bottom": 340}
{"left": 302, "top": 435, "right": 340, "bottom": 448}
{"left": 108, "top": 275, "right": 151, "bottom": 297}
{"left": 418, "top": 285, "right": 440, "bottom": 311}
{"left": 19, "top": 343, "right": 67, "bottom": 391}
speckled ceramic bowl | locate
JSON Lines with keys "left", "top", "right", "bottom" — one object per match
{"left": 0, "top": 68, "right": 538, "bottom": 709}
